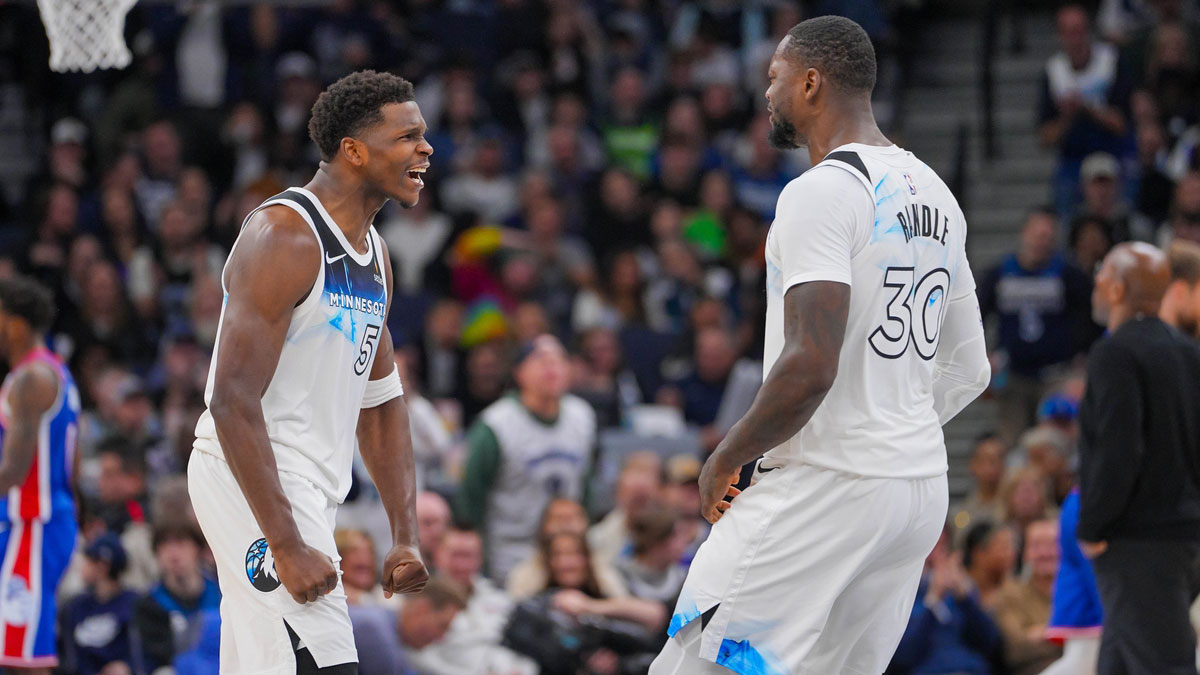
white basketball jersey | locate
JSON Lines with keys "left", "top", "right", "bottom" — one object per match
{"left": 762, "top": 143, "right": 976, "bottom": 478}
{"left": 194, "top": 187, "right": 388, "bottom": 502}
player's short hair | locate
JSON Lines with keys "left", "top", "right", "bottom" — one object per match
{"left": 1168, "top": 239, "right": 1200, "bottom": 286}
{"left": 0, "top": 274, "right": 55, "bottom": 333}
{"left": 419, "top": 576, "right": 470, "bottom": 611}
{"left": 307, "top": 70, "right": 416, "bottom": 162}
{"left": 783, "top": 16, "right": 876, "bottom": 93}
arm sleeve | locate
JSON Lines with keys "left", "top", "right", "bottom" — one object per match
{"left": 454, "top": 422, "right": 502, "bottom": 529}
{"left": 931, "top": 292, "right": 990, "bottom": 425}
{"left": 1076, "top": 341, "right": 1145, "bottom": 541}
{"left": 771, "top": 167, "right": 872, "bottom": 291}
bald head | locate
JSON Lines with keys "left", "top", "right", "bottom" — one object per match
{"left": 1093, "top": 242, "right": 1171, "bottom": 330}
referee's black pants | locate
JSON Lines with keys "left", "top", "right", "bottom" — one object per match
{"left": 1092, "top": 538, "right": 1200, "bottom": 675}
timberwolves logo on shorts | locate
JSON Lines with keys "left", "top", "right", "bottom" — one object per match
{"left": 245, "top": 538, "right": 281, "bottom": 592}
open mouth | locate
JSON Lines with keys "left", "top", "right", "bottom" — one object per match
{"left": 406, "top": 165, "right": 427, "bottom": 188}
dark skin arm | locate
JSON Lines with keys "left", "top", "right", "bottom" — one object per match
{"left": 356, "top": 238, "right": 429, "bottom": 597}
{"left": 208, "top": 206, "right": 339, "bottom": 605}
{"left": 0, "top": 364, "right": 58, "bottom": 492}
{"left": 699, "top": 281, "right": 850, "bottom": 524}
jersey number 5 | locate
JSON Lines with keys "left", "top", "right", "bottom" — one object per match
{"left": 868, "top": 267, "right": 950, "bottom": 360}
{"left": 355, "top": 324, "right": 381, "bottom": 375}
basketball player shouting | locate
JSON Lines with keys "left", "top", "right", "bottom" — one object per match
{"left": 652, "top": 17, "right": 991, "bottom": 675}
{"left": 188, "top": 71, "right": 431, "bottom": 674}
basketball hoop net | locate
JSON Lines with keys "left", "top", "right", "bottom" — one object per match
{"left": 36, "top": 0, "right": 138, "bottom": 73}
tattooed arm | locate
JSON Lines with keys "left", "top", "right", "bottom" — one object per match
{"left": 698, "top": 281, "right": 849, "bottom": 523}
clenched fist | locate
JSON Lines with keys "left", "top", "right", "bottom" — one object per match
{"left": 382, "top": 544, "right": 429, "bottom": 597}
{"left": 274, "top": 543, "right": 340, "bottom": 605}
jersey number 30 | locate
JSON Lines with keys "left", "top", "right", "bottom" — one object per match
{"left": 869, "top": 267, "right": 950, "bottom": 360}
{"left": 355, "top": 324, "right": 381, "bottom": 375}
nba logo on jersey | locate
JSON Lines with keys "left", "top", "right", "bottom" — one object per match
{"left": 904, "top": 173, "right": 917, "bottom": 195}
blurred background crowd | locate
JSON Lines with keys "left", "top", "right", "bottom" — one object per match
{"left": 1, "top": 0, "right": 1200, "bottom": 673}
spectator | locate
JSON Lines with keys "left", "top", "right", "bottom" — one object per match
{"left": 661, "top": 454, "right": 709, "bottom": 565}
{"left": 132, "top": 522, "right": 221, "bottom": 671}
{"left": 1075, "top": 152, "right": 1146, "bottom": 242}
{"left": 665, "top": 326, "right": 761, "bottom": 453}
{"left": 413, "top": 299, "right": 464, "bottom": 401}
{"left": 601, "top": 66, "right": 659, "bottom": 180}
{"left": 581, "top": 167, "right": 652, "bottom": 265}
{"left": 349, "top": 576, "right": 469, "bottom": 675}
{"left": 377, "top": 197, "right": 454, "bottom": 297}
{"left": 962, "top": 521, "right": 1017, "bottom": 611}
{"left": 1069, "top": 214, "right": 1115, "bottom": 275}
{"left": 615, "top": 503, "right": 690, "bottom": 604}
{"left": 509, "top": 497, "right": 626, "bottom": 600}
{"left": 1000, "top": 468, "right": 1055, "bottom": 547}
{"left": 1009, "top": 426, "right": 1074, "bottom": 505}
{"left": 439, "top": 138, "right": 520, "bottom": 223}
{"left": 979, "top": 208, "right": 1094, "bottom": 445}
{"left": 588, "top": 451, "right": 663, "bottom": 565}
{"left": 1159, "top": 170, "right": 1200, "bottom": 244}
{"left": 59, "top": 534, "right": 143, "bottom": 675}
{"left": 538, "top": 531, "right": 664, "bottom": 633}
{"left": 887, "top": 528, "right": 1003, "bottom": 675}
{"left": 135, "top": 120, "right": 184, "bottom": 230}
{"left": 991, "top": 519, "right": 1064, "bottom": 675}
{"left": 1161, "top": 239, "right": 1200, "bottom": 337}
{"left": 415, "top": 491, "right": 451, "bottom": 568}
{"left": 572, "top": 249, "right": 650, "bottom": 334}
{"left": 455, "top": 335, "right": 597, "bottom": 582}
{"left": 569, "top": 326, "right": 642, "bottom": 428}
{"left": 334, "top": 528, "right": 386, "bottom": 607}
{"left": 1078, "top": 242, "right": 1200, "bottom": 674}
{"left": 950, "top": 434, "right": 1007, "bottom": 537}
{"left": 1038, "top": 4, "right": 1131, "bottom": 220}
{"left": 410, "top": 526, "right": 537, "bottom": 675}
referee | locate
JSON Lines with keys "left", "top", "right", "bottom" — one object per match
{"left": 1078, "top": 242, "right": 1200, "bottom": 675}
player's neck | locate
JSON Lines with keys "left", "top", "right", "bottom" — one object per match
{"left": 305, "top": 166, "right": 386, "bottom": 252}
{"left": 6, "top": 335, "right": 38, "bottom": 367}
{"left": 805, "top": 101, "right": 890, "bottom": 167}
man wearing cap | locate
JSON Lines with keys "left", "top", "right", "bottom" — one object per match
{"left": 1075, "top": 151, "right": 1150, "bottom": 243}
{"left": 454, "top": 334, "right": 597, "bottom": 582}
{"left": 59, "top": 534, "right": 142, "bottom": 675}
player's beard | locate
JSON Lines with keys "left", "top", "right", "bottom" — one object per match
{"left": 768, "top": 114, "right": 804, "bottom": 149}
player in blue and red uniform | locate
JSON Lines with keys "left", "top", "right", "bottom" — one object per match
{"left": 1040, "top": 487, "right": 1103, "bottom": 675}
{"left": 0, "top": 275, "right": 80, "bottom": 672}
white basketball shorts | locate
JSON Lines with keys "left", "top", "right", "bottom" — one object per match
{"left": 652, "top": 460, "right": 947, "bottom": 675}
{"left": 188, "top": 450, "right": 357, "bottom": 674}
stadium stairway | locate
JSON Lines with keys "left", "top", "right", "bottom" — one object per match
{"left": 896, "top": 9, "right": 1059, "bottom": 499}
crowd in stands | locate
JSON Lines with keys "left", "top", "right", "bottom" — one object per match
{"left": 1, "top": 0, "right": 1199, "bottom": 673}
